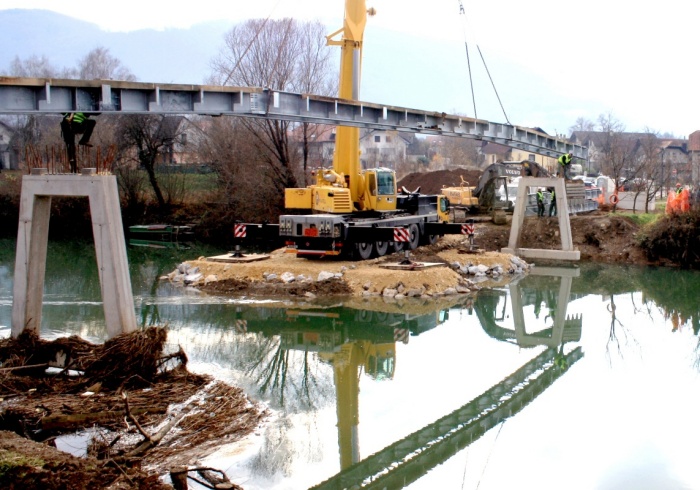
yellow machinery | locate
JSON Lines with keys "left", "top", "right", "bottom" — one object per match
{"left": 285, "top": 1, "right": 383, "bottom": 214}
{"left": 441, "top": 176, "right": 480, "bottom": 211}
{"left": 279, "top": 1, "right": 462, "bottom": 259}
{"left": 321, "top": 340, "right": 395, "bottom": 468}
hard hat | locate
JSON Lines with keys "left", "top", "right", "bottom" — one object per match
{"left": 677, "top": 182, "right": 681, "bottom": 187}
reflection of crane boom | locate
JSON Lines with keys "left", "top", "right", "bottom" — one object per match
{"left": 235, "top": 304, "right": 449, "bottom": 470}
{"left": 310, "top": 346, "right": 583, "bottom": 489}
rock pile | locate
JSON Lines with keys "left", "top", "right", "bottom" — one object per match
{"left": 166, "top": 254, "right": 531, "bottom": 300}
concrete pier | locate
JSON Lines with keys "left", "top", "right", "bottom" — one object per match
{"left": 11, "top": 169, "right": 137, "bottom": 338}
{"left": 501, "top": 177, "right": 580, "bottom": 261}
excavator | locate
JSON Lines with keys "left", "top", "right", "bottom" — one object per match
{"left": 441, "top": 160, "right": 552, "bottom": 214}
{"left": 442, "top": 159, "right": 599, "bottom": 218}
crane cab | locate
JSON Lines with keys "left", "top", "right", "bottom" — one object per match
{"left": 363, "top": 168, "right": 397, "bottom": 211}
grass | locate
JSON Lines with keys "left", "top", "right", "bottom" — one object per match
{"left": 612, "top": 212, "right": 662, "bottom": 228}
{"left": 167, "top": 171, "right": 218, "bottom": 194}
{"left": 0, "top": 449, "right": 45, "bottom": 480}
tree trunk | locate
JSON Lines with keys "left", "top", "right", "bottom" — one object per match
{"left": 144, "top": 156, "right": 166, "bottom": 208}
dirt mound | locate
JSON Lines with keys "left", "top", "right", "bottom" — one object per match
{"left": 398, "top": 168, "right": 482, "bottom": 195}
{"left": 470, "top": 212, "right": 652, "bottom": 266}
{"left": 639, "top": 210, "right": 700, "bottom": 268}
{"left": 0, "top": 430, "right": 171, "bottom": 490}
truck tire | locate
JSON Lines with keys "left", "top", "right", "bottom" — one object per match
{"left": 375, "top": 241, "right": 389, "bottom": 256}
{"left": 422, "top": 233, "right": 439, "bottom": 245}
{"left": 407, "top": 224, "right": 420, "bottom": 250}
{"left": 356, "top": 242, "right": 374, "bottom": 260}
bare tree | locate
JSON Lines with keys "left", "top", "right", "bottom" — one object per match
{"left": 293, "top": 21, "right": 337, "bottom": 183}
{"left": 6, "top": 54, "right": 59, "bottom": 78}
{"left": 635, "top": 130, "right": 662, "bottom": 213}
{"left": 196, "top": 117, "right": 281, "bottom": 222}
{"left": 569, "top": 117, "right": 595, "bottom": 134}
{"left": 209, "top": 18, "right": 336, "bottom": 193}
{"left": 3, "top": 55, "right": 68, "bottom": 165}
{"left": 115, "top": 115, "right": 185, "bottom": 209}
{"left": 440, "top": 136, "right": 484, "bottom": 169}
{"left": 77, "top": 47, "right": 136, "bottom": 81}
{"left": 596, "top": 113, "right": 638, "bottom": 207}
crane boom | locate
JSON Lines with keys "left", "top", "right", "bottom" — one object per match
{"left": 326, "top": 0, "right": 371, "bottom": 206}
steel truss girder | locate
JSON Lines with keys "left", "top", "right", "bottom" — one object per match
{"left": 0, "top": 77, "right": 587, "bottom": 159}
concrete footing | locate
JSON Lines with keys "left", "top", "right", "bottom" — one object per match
{"left": 207, "top": 253, "right": 271, "bottom": 263}
{"left": 11, "top": 171, "right": 137, "bottom": 339}
{"left": 379, "top": 262, "right": 446, "bottom": 271}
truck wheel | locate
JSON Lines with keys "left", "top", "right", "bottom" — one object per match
{"left": 392, "top": 241, "right": 404, "bottom": 253}
{"left": 422, "top": 234, "right": 439, "bottom": 245}
{"left": 408, "top": 224, "right": 420, "bottom": 250}
{"left": 356, "top": 242, "right": 374, "bottom": 260}
{"left": 375, "top": 241, "right": 389, "bottom": 256}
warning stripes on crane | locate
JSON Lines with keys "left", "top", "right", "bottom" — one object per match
{"left": 394, "top": 227, "right": 410, "bottom": 242}
{"left": 234, "top": 319, "right": 247, "bottom": 333}
{"left": 234, "top": 224, "right": 247, "bottom": 238}
{"left": 394, "top": 328, "right": 409, "bottom": 344}
{"left": 462, "top": 223, "right": 475, "bottom": 235}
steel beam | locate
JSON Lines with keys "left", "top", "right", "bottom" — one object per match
{"left": 0, "top": 77, "right": 587, "bottom": 160}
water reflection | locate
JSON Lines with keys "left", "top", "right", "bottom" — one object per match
{"left": 311, "top": 267, "right": 583, "bottom": 489}
{"left": 4, "top": 240, "right": 700, "bottom": 488}
{"left": 313, "top": 348, "right": 582, "bottom": 490}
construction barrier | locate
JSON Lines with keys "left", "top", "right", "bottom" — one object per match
{"left": 666, "top": 189, "right": 690, "bottom": 214}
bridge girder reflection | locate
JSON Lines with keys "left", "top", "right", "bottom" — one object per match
{"left": 310, "top": 267, "right": 584, "bottom": 489}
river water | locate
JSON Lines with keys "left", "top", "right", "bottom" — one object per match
{"left": 1, "top": 239, "right": 700, "bottom": 490}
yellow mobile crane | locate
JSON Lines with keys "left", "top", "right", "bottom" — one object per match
{"left": 281, "top": 0, "right": 463, "bottom": 260}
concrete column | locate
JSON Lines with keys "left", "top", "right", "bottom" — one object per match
{"left": 510, "top": 267, "right": 580, "bottom": 348}
{"left": 12, "top": 172, "right": 137, "bottom": 338}
{"left": 502, "top": 177, "right": 580, "bottom": 261}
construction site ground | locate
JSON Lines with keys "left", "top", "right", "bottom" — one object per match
{"left": 192, "top": 209, "right": 651, "bottom": 303}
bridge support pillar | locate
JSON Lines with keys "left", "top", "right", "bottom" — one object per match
{"left": 12, "top": 169, "right": 137, "bottom": 339}
{"left": 501, "top": 177, "right": 580, "bottom": 261}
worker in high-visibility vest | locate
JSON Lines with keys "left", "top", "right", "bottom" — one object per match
{"left": 557, "top": 152, "right": 573, "bottom": 180}
{"left": 60, "top": 112, "right": 97, "bottom": 173}
{"left": 536, "top": 188, "right": 545, "bottom": 217}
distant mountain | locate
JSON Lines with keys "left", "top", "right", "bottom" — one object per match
{"left": 0, "top": 9, "right": 231, "bottom": 84}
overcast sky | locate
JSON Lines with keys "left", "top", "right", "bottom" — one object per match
{"left": 4, "top": 0, "right": 699, "bottom": 137}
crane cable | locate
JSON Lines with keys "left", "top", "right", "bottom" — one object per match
{"left": 457, "top": 1, "right": 511, "bottom": 125}
{"left": 221, "top": 0, "right": 283, "bottom": 87}
{"left": 458, "top": 0, "right": 477, "bottom": 120}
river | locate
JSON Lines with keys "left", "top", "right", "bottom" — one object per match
{"left": 1, "top": 239, "right": 700, "bottom": 490}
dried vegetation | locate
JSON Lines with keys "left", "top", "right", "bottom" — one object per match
{"left": 0, "top": 327, "right": 266, "bottom": 489}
